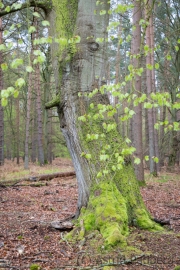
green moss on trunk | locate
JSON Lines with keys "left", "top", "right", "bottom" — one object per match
{"left": 83, "top": 181, "right": 128, "bottom": 246}
{"left": 77, "top": 179, "right": 162, "bottom": 248}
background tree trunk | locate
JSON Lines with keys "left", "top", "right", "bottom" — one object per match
{"left": 131, "top": 0, "right": 144, "bottom": 182}
{"left": 0, "top": 18, "right": 4, "bottom": 166}
{"left": 24, "top": 68, "right": 33, "bottom": 169}
{"left": 145, "top": 0, "right": 157, "bottom": 175}
{"left": 149, "top": 6, "right": 160, "bottom": 172}
{"left": 34, "top": 8, "right": 44, "bottom": 166}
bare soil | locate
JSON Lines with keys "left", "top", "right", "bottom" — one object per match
{"left": 0, "top": 159, "right": 180, "bottom": 270}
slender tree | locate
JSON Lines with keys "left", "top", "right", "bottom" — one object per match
{"left": 24, "top": 64, "right": 33, "bottom": 169}
{"left": 34, "top": 8, "right": 45, "bottom": 166}
{"left": 131, "top": 0, "right": 144, "bottom": 182}
{"left": 145, "top": 0, "right": 157, "bottom": 175}
{"left": 0, "top": 17, "right": 4, "bottom": 165}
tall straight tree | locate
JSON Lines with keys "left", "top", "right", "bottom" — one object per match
{"left": 0, "top": 18, "right": 3, "bottom": 165}
{"left": 149, "top": 4, "right": 160, "bottom": 172}
{"left": 131, "top": 0, "right": 144, "bottom": 182}
{"left": 145, "top": 0, "right": 157, "bottom": 175}
{"left": 34, "top": 8, "right": 44, "bottom": 166}
{"left": 16, "top": 39, "right": 21, "bottom": 164}
{"left": 24, "top": 21, "right": 35, "bottom": 169}
{"left": 24, "top": 62, "right": 33, "bottom": 169}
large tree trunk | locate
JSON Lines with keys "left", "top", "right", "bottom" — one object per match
{"left": 48, "top": 0, "right": 162, "bottom": 246}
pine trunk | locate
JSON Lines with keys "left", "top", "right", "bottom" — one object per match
{"left": 131, "top": 0, "right": 144, "bottom": 182}
{"left": 34, "top": 8, "right": 44, "bottom": 166}
{"left": 145, "top": 0, "right": 157, "bottom": 175}
{"left": 0, "top": 18, "right": 4, "bottom": 166}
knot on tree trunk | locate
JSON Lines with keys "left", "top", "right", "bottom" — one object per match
{"left": 87, "top": 41, "right": 99, "bottom": 52}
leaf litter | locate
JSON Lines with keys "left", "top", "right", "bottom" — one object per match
{"left": 0, "top": 160, "right": 180, "bottom": 270}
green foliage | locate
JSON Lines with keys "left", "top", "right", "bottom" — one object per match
{"left": 17, "top": 235, "right": 23, "bottom": 240}
{"left": 28, "top": 26, "right": 36, "bottom": 34}
{"left": 33, "top": 12, "right": 40, "bottom": 18}
{"left": 11, "top": 58, "right": 23, "bottom": 69}
{"left": 26, "top": 66, "right": 34, "bottom": 73}
{"left": 41, "top": 20, "right": 50, "bottom": 27}
{"left": 29, "top": 264, "right": 40, "bottom": 270}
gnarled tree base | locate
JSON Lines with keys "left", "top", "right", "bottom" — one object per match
{"left": 66, "top": 167, "right": 163, "bottom": 248}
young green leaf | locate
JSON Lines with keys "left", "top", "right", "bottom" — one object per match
{"left": 33, "top": 12, "right": 40, "bottom": 17}
{"left": 14, "top": 90, "right": 19, "bottom": 98}
{"left": 85, "top": 154, "right": 92, "bottom": 160}
{"left": 175, "top": 46, "right": 179, "bottom": 52}
{"left": 28, "top": 26, "right": 36, "bottom": 34}
{"left": 144, "top": 45, "right": 149, "bottom": 51}
{"left": 166, "top": 55, "right": 171, "bottom": 61}
{"left": 33, "top": 50, "right": 42, "bottom": 56}
{"left": 1, "top": 97, "right": 8, "bottom": 107}
{"left": 134, "top": 158, "right": 141, "bottom": 165}
{"left": 146, "top": 63, "right": 153, "bottom": 70}
{"left": 11, "top": 59, "right": 23, "bottom": 69}
{"left": 100, "top": 10, "right": 106, "bottom": 15}
{"left": 112, "top": 165, "right": 117, "bottom": 172}
{"left": 1, "top": 89, "right": 9, "bottom": 98}
{"left": 155, "top": 63, "right": 159, "bottom": 69}
{"left": 0, "top": 44, "right": 6, "bottom": 51}
{"left": 78, "top": 115, "right": 86, "bottom": 122}
{"left": 15, "top": 78, "right": 25, "bottom": 88}
{"left": 42, "top": 20, "right": 50, "bottom": 26}
{"left": 152, "top": 157, "right": 159, "bottom": 163}
{"left": 12, "top": 3, "right": 22, "bottom": 9}
{"left": 97, "top": 172, "right": 102, "bottom": 178}
{"left": 73, "top": 36, "right": 81, "bottom": 43}
{"left": 5, "top": 6, "right": 11, "bottom": 12}
{"left": 26, "top": 66, "right": 34, "bottom": 73}
{"left": 1, "top": 63, "right": 8, "bottom": 71}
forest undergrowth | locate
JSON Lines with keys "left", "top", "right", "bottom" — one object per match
{"left": 0, "top": 158, "right": 180, "bottom": 270}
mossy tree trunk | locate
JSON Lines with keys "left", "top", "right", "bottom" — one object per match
{"left": 49, "top": 0, "right": 162, "bottom": 246}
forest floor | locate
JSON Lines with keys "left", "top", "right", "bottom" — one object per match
{"left": 0, "top": 158, "right": 180, "bottom": 270}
